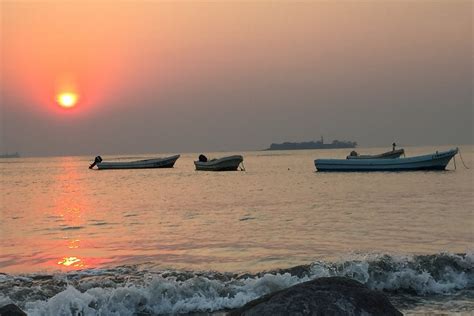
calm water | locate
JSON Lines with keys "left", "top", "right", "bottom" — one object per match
{"left": 1, "top": 145, "right": 473, "bottom": 315}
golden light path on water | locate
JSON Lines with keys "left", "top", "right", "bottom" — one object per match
{"left": 52, "top": 160, "right": 88, "bottom": 270}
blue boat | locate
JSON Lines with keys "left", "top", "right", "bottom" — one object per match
{"left": 315, "top": 148, "right": 458, "bottom": 172}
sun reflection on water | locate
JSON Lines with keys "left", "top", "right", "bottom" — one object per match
{"left": 57, "top": 256, "right": 84, "bottom": 268}
{"left": 67, "top": 239, "right": 80, "bottom": 249}
{"left": 52, "top": 159, "right": 91, "bottom": 270}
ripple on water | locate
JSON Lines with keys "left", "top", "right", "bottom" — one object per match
{"left": 60, "top": 226, "right": 85, "bottom": 231}
{"left": 89, "top": 221, "right": 109, "bottom": 226}
{"left": 239, "top": 217, "right": 256, "bottom": 221}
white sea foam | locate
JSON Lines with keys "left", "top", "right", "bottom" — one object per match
{"left": 1, "top": 252, "right": 472, "bottom": 315}
{"left": 308, "top": 253, "right": 474, "bottom": 295}
{"left": 21, "top": 272, "right": 304, "bottom": 315}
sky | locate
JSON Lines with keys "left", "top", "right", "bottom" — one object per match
{"left": 0, "top": 1, "right": 472, "bottom": 156}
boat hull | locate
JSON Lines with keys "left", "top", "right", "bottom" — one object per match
{"left": 194, "top": 155, "right": 243, "bottom": 171}
{"left": 96, "top": 155, "right": 180, "bottom": 170}
{"left": 315, "top": 148, "right": 457, "bottom": 172}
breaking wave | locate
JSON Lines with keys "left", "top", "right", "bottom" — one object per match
{"left": 0, "top": 252, "right": 472, "bottom": 315}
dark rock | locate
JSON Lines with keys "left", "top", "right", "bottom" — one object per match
{"left": 228, "top": 277, "right": 402, "bottom": 316}
{"left": 0, "top": 304, "right": 27, "bottom": 316}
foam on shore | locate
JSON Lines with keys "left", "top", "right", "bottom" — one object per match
{"left": 0, "top": 252, "right": 472, "bottom": 315}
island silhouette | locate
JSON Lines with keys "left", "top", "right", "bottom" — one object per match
{"left": 266, "top": 137, "right": 357, "bottom": 150}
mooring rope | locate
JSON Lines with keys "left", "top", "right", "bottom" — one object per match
{"left": 457, "top": 148, "right": 470, "bottom": 169}
{"left": 240, "top": 162, "right": 246, "bottom": 171}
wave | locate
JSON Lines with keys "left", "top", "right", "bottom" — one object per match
{"left": 307, "top": 252, "right": 474, "bottom": 295}
{"left": 0, "top": 252, "right": 472, "bottom": 315}
{"left": 60, "top": 226, "right": 85, "bottom": 231}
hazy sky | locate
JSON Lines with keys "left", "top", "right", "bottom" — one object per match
{"left": 1, "top": 1, "right": 472, "bottom": 156}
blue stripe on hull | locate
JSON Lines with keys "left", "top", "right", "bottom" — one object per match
{"left": 98, "top": 162, "right": 177, "bottom": 170}
{"left": 315, "top": 165, "right": 448, "bottom": 172}
{"left": 196, "top": 166, "right": 240, "bottom": 171}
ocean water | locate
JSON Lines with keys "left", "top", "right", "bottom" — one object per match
{"left": 0, "top": 145, "right": 472, "bottom": 315}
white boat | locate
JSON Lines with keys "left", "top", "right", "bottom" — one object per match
{"left": 194, "top": 155, "right": 243, "bottom": 171}
{"left": 315, "top": 148, "right": 458, "bottom": 172}
{"left": 91, "top": 155, "right": 180, "bottom": 170}
{"left": 346, "top": 148, "right": 405, "bottom": 159}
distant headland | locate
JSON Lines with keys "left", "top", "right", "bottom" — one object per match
{"left": 0, "top": 152, "right": 20, "bottom": 158}
{"left": 266, "top": 137, "right": 357, "bottom": 151}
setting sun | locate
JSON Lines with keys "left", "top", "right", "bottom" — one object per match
{"left": 57, "top": 92, "right": 78, "bottom": 108}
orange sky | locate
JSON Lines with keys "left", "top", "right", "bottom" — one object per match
{"left": 0, "top": 1, "right": 472, "bottom": 155}
{"left": 2, "top": 2, "right": 136, "bottom": 114}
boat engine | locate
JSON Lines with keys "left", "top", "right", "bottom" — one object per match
{"left": 89, "top": 156, "right": 103, "bottom": 169}
{"left": 198, "top": 154, "right": 208, "bottom": 162}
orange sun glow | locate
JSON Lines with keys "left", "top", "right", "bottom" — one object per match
{"left": 57, "top": 92, "right": 78, "bottom": 108}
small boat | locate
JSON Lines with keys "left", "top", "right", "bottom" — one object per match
{"left": 90, "top": 155, "right": 180, "bottom": 170}
{"left": 315, "top": 148, "right": 458, "bottom": 172}
{"left": 194, "top": 155, "right": 244, "bottom": 171}
{"left": 0, "top": 152, "right": 20, "bottom": 159}
{"left": 346, "top": 148, "right": 405, "bottom": 159}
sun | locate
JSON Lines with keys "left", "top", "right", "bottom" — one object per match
{"left": 57, "top": 92, "right": 78, "bottom": 108}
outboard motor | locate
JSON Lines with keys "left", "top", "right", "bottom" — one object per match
{"left": 198, "top": 154, "right": 208, "bottom": 162}
{"left": 89, "top": 156, "right": 103, "bottom": 169}
{"left": 349, "top": 150, "right": 358, "bottom": 157}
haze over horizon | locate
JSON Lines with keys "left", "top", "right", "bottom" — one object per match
{"left": 1, "top": 1, "right": 472, "bottom": 157}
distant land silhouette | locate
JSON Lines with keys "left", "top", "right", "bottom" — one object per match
{"left": 0, "top": 152, "right": 20, "bottom": 158}
{"left": 266, "top": 137, "right": 357, "bottom": 151}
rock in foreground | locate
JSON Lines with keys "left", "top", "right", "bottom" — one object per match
{"left": 0, "top": 304, "right": 27, "bottom": 316}
{"left": 228, "top": 277, "right": 402, "bottom": 316}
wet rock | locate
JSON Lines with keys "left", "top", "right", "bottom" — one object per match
{"left": 0, "top": 304, "right": 27, "bottom": 316}
{"left": 228, "top": 277, "right": 402, "bottom": 316}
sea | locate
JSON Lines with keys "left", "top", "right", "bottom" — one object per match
{"left": 1, "top": 145, "right": 473, "bottom": 315}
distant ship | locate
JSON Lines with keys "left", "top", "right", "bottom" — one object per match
{"left": 266, "top": 137, "right": 357, "bottom": 151}
{"left": 0, "top": 152, "right": 20, "bottom": 158}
